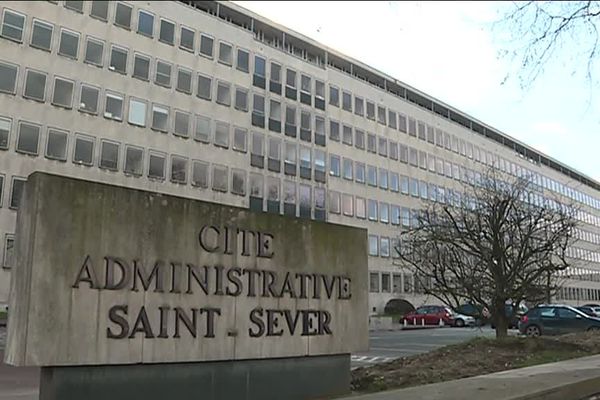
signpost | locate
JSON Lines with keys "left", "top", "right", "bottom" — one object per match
{"left": 5, "top": 173, "right": 368, "bottom": 400}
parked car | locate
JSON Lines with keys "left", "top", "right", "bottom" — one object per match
{"left": 519, "top": 304, "right": 600, "bottom": 336}
{"left": 453, "top": 312, "right": 476, "bottom": 328}
{"left": 404, "top": 305, "right": 455, "bottom": 326}
{"left": 576, "top": 306, "right": 599, "bottom": 317}
{"left": 491, "top": 303, "right": 528, "bottom": 329}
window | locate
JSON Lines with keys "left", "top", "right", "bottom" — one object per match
{"left": 284, "top": 181, "right": 296, "bottom": 216}
{"left": 174, "top": 110, "right": 190, "bottom": 137}
{"left": 16, "top": 122, "right": 40, "bottom": 155}
{"left": 180, "top": 26, "right": 194, "bottom": 51}
{"left": 73, "top": 135, "right": 94, "bottom": 165}
{"left": 170, "top": 155, "right": 187, "bottom": 183}
{"left": 84, "top": 37, "right": 104, "bottom": 66}
{"left": 314, "top": 149, "right": 326, "bottom": 183}
{"left": 343, "top": 158, "right": 353, "bottom": 180}
{"left": 377, "top": 106, "right": 386, "bottom": 125}
{"left": 216, "top": 81, "right": 231, "bottom": 106}
{"left": 410, "top": 178, "right": 419, "bottom": 197}
{"left": 253, "top": 55, "right": 266, "bottom": 88}
{"left": 367, "top": 165, "right": 377, "bottom": 187}
{"left": 367, "top": 133, "right": 376, "bottom": 153}
{"left": 368, "top": 199, "right": 378, "bottom": 221}
{"left": 10, "top": 178, "right": 26, "bottom": 209}
{"left": 379, "top": 169, "right": 388, "bottom": 190}
{"left": 24, "top": 70, "right": 46, "bottom": 101}
{"left": 45, "top": 128, "right": 68, "bottom": 161}
{"left": 114, "top": 2, "right": 133, "bottom": 29}
{"left": 330, "top": 154, "right": 340, "bottom": 177}
{"left": 0, "top": 118, "right": 10, "bottom": 150}
{"left": 30, "top": 20, "right": 53, "bottom": 51}
{"left": 52, "top": 77, "right": 74, "bottom": 108}
{"left": 401, "top": 208, "right": 410, "bottom": 227}
{"left": 390, "top": 172, "right": 399, "bottom": 192}
{"left": 218, "top": 41, "right": 233, "bottom": 65}
{"left": 121, "top": 146, "right": 143, "bottom": 176}
{"left": 380, "top": 202, "right": 390, "bottom": 223}
{"left": 354, "top": 97, "right": 364, "bottom": 116}
{"left": 214, "top": 121, "right": 229, "bottom": 148}
{"left": 155, "top": 60, "right": 172, "bottom": 87}
{"left": 300, "top": 110, "right": 311, "bottom": 142}
{"left": 368, "top": 237, "right": 378, "bottom": 257}
{"left": 342, "top": 91, "right": 352, "bottom": 112}
{"left": 388, "top": 110, "right": 397, "bottom": 129}
{"left": 329, "top": 191, "right": 340, "bottom": 214}
{"left": 268, "top": 137, "right": 281, "bottom": 172}
{"left": 314, "top": 187, "right": 326, "bottom": 220}
{"left": 133, "top": 53, "right": 150, "bottom": 80}
{"left": 197, "top": 74, "right": 212, "bottom": 100}
{"left": 150, "top": 104, "right": 169, "bottom": 132}
{"left": 354, "top": 129, "right": 365, "bottom": 150}
{"left": 401, "top": 175, "right": 409, "bottom": 194}
{"left": 137, "top": 10, "right": 154, "bottom": 37}
{"left": 109, "top": 45, "right": 127, "bottom": 74}
{"left": 300, "top": 74, "right": 311, "bottom": 105}
{"left": 355, "top": 163, "right": 365, "bottom": 184}
{"left": 232, "top": 169, "right": 246, "bottom": 196}
{"left": 329, "top": 120, "right": 340, "bottom": 142}
{"left": 378, "top": 137, "right": 388, "bottom": 157}
{"left": 329, "top": 85, "right": 339, "bottom": 106}
{"left": 159, "top": 19, "right": 175, "bottom": 45}
{"left": 100, "top": 141, "right": 119, "bottom": 170}
{"left": 315, "top": 116, "right": 326, "bottom": 146}
{"left": 315, "top": 80, "right": 325, "bottom": 109}
{"left": 391, "top": 205, "right": 400, "bottom": 225}
{"left": 58, "top": 29, "right": 79, "bottom": 59}
{"left": 269, "top": 99, "right": 281, "bottom": 132}
{"left": 126, "top": 98, "right": 146, "bottom": 127}
{"left": 79, "top": 84, "right": 99, "bottom": 114}
{"left": 366, "top": 101, "right": 375, "bottom": 120}
{"left": 252, "top": 94, "right": 265, "bottom": 127}
{"left": 199, "top": 34, "right": 214, "bottom": 58}
{"left": 192, "top": 161, "right": 209, "bottom": 188}
{"left": 266, "top": 177, "right": 280, "bottom": 213}
{"left": 380, "top": 237, "right": 390, "bottom": 258}
{"left": 237, "top": 48, "right": 249, "bottom": 72}
{"left": 0, "top": 62, "right": 18, "bottom": 94}
{"left": 390, "top": 141, "right": 398, "bottom": 160}
{"left": 342, "top": 125, "right": 352, "bottom": 145}
{"left": 342, "top": 194, "right": 353, "bottom": 216}
{"left": 90, "top": 1, "right": 109, "bottom": 21}
{"left": 251, "top": 132, "right": 264, "bottom": 168}
{"left": 64, "top": 1, "right": 84, "bottom": 12}
{"left": 284, "top": 142, "right": 297, "bottom": 175}
{"left": 235, "top": 87, "right": 248, "bottom": 111}
{"left": 233, "top": 127, "right": 247, "bottom": 153}
{"left": 1, "top": 10, "right": 25, "bottom": 42}
{"left": 148, "top": 152, "right": 165, "bottom": 180}
{"left": 104, "top": 92, "right": 123, "bottom": 121}
{"left": 212, "top": 165, "right": 228, "bottom": 192}
{"left": 175, "top": 68, "right": 193, "bottom": 94}
{"left": 299, "top": 146, "right": 311, "bottom": 179}
{"left": 409, "top": 147, "right": 418, "bottom": 166}
{"left": 356, "top": 197, "right": 366, "bottom": 219}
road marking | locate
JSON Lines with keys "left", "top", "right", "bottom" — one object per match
{"left": 351, "top": 355, "right": 395, "bottom": 364}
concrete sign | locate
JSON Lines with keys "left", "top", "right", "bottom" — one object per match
{"left": 6, "top": 173, "right": 368, "bottom": 366}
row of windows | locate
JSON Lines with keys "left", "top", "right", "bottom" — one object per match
{"left": 565, "top": 247, "right": 600, "bottom": 264}
{"left": 330, "top": 194, "right": 422, "bottom": 227}
{"left": 556, "top": 287, "right": 600, "bottom": 302}
{"left": 368, "top": 271, "right": 431, "bottom": 295}
{"left": 0, "top": 58, "right": 330, "bottom": 150}
{"left": 574, "top": 229, "right": 600, "bottom": 246}
{"left": 4, "top": 4, "right": 599, "bottom": 212}
{"left": 562, "top": 267, "right": 600, "bottom": 282}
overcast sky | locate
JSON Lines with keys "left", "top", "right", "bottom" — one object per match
{"left": 235, "top": 1, "right": 600, "bottom": 184}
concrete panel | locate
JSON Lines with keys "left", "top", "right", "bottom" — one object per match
{"left": 6, "top": 172, "right": 368, "bottom": 366}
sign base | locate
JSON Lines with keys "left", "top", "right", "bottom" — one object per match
{"left": 39, "top": 354, "right": 350, "bottom": 400}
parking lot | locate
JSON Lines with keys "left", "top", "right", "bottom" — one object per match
{"left": 351, "top": 326, "right": 504, "bottom": 368}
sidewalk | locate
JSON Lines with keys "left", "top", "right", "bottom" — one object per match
{"left": 341, "top": 354, "right": 600, "bottom": 400}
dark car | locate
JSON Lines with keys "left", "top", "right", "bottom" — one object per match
{"left": 519, "top": 305, "right": 600, "bottom": 336}
{"left": 491, "top": 303, "right": 528, "bottom": 329}
{"left": 577, "top": 306, "right": 598, "bottom": 317}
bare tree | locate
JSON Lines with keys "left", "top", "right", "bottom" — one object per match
{"left": 497, "top": 1, "right": 600, "bottom": 88}
{"left": 395, "top": 168, "right": 579, "bottom": 338}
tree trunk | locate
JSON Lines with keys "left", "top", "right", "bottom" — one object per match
{"left": 493, "top": 302, "right": 509, "bottom": 339}
{"left": 494, "top": 316, "right": 508, "bottom": 339}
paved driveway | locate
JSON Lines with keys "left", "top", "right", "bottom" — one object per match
{"left": 351, "top": 327, "right": 500, "bottom": 368}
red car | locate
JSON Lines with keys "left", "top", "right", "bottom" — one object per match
{"left": 404, "top": 305, "right": 455, "bottom": 326}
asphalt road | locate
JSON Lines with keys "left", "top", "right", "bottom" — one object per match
{"left": 351, "top": 327, "right": 501, "bottom": 369}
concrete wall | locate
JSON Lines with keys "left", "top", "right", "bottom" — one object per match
{"left": 6, "top": 173, "right": 368, "bottom": 366}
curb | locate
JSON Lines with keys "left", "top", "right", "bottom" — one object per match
{"left": 513, "top": 375, "right": 600, "bottom": 400}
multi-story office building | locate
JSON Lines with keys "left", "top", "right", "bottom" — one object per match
{"left": 0, "top": 1, "right": 599, "bottom": 313}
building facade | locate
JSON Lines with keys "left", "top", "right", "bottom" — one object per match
{"left": 0, "top": 0, "right": 599, "bottom": 313}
